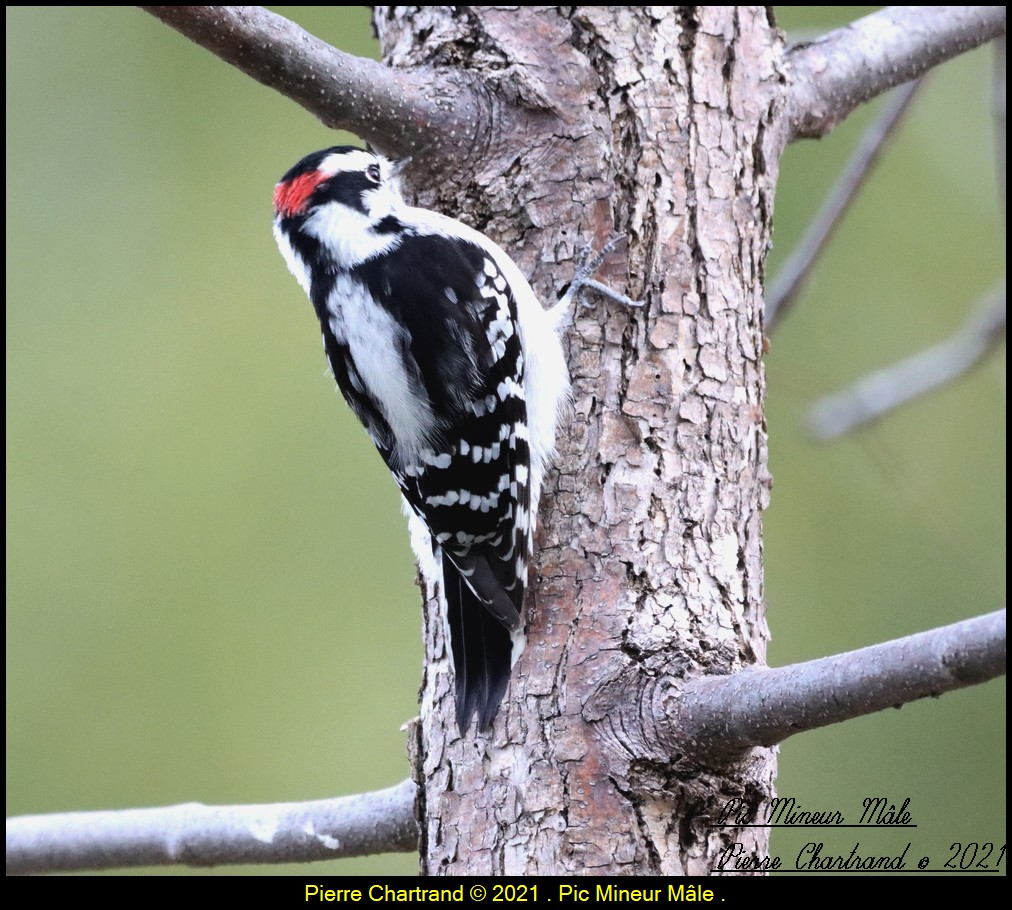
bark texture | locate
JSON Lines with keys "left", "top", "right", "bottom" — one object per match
{"left": 375, "top": 6, "right": 782, "bottom": 875}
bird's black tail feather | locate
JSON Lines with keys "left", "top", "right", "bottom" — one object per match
{"left": 445, "top": 556, "right": 515, "bottom": 734}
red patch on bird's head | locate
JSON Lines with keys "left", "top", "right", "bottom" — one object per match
{"left": 273, "top": 170, "right": 326, "bottom": 217}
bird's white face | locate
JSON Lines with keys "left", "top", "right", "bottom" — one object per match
{"left": 273, "top": 148, "right": 408, "bottom": 269}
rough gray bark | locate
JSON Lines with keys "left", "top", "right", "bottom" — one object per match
{"left": 375, "top": 7, "right": 781, "bottom": 875}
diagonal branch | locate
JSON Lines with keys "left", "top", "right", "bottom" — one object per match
{"left": 664, "top": 610, "right": 1006, "bottom": 763}
{"left": 6, "top": 779, "right": 417, "bottom": 875}
{"left": 808, "top": 286, "right": 1006, "bottom": 440}
{"left": 140, "top": 6, "right": 489, "bottom": 161}
{"left": 788, "top": 6, "right": 1006, "bottom": 142}
{"left": 766, "top": 79, "right": 923, "bottom": 331}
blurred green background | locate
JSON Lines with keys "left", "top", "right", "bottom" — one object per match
{"left": 6, "top": 7, "right": 1004, "bottom": 875}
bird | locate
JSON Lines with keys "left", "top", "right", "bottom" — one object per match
{"left": 272, "top": 146, "right": 570, "bottom": 733}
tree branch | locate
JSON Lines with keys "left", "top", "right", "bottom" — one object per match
{"left": 140, "top": 6, "right": 490, "bottom": 160}
{"left": 662, "top": 610, "right": 1006, "bottom": 763}
{"left": 6, "top": 779, "right": 417, "bottom": 875}
{"left": 788, "top": 6, "right": 1006, "bottom": 141}
{"left": 766, "top": 79, "right": 923, "bottom": 331}
{"left": 808, "top": 286, "right": 1006, "bottom": 440}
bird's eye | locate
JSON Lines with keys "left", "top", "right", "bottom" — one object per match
{"left": 366, "top": 163, "right": 382, "bottom": 184}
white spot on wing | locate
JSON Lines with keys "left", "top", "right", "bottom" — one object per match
{"left": 422, "top": 450, "right": 452, "bottom": 469}
{"left": 426, "top": 490, "right": 460, "bottom": 507}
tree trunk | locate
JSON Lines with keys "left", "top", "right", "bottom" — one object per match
{"left": 376, "top": 6, "right": 781, "bottom": 875}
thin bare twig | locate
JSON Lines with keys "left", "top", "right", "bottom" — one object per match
{"left": 6, "top": 779, "right": 417, "bottom": 874}
{"left": 808, "top": 286, "right": 1006, "bottom": 440}
{"left": 788, "top": 7, "right": 1006, "bottom": 142}
{"left": 140, "top": 6, "right": 488, "bottom": 160}
{"left": 665, "top": 610, "right": 1006, "bottom": 762}
{"left": 766, "top": 79, "right": 923, "bottom": 331}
